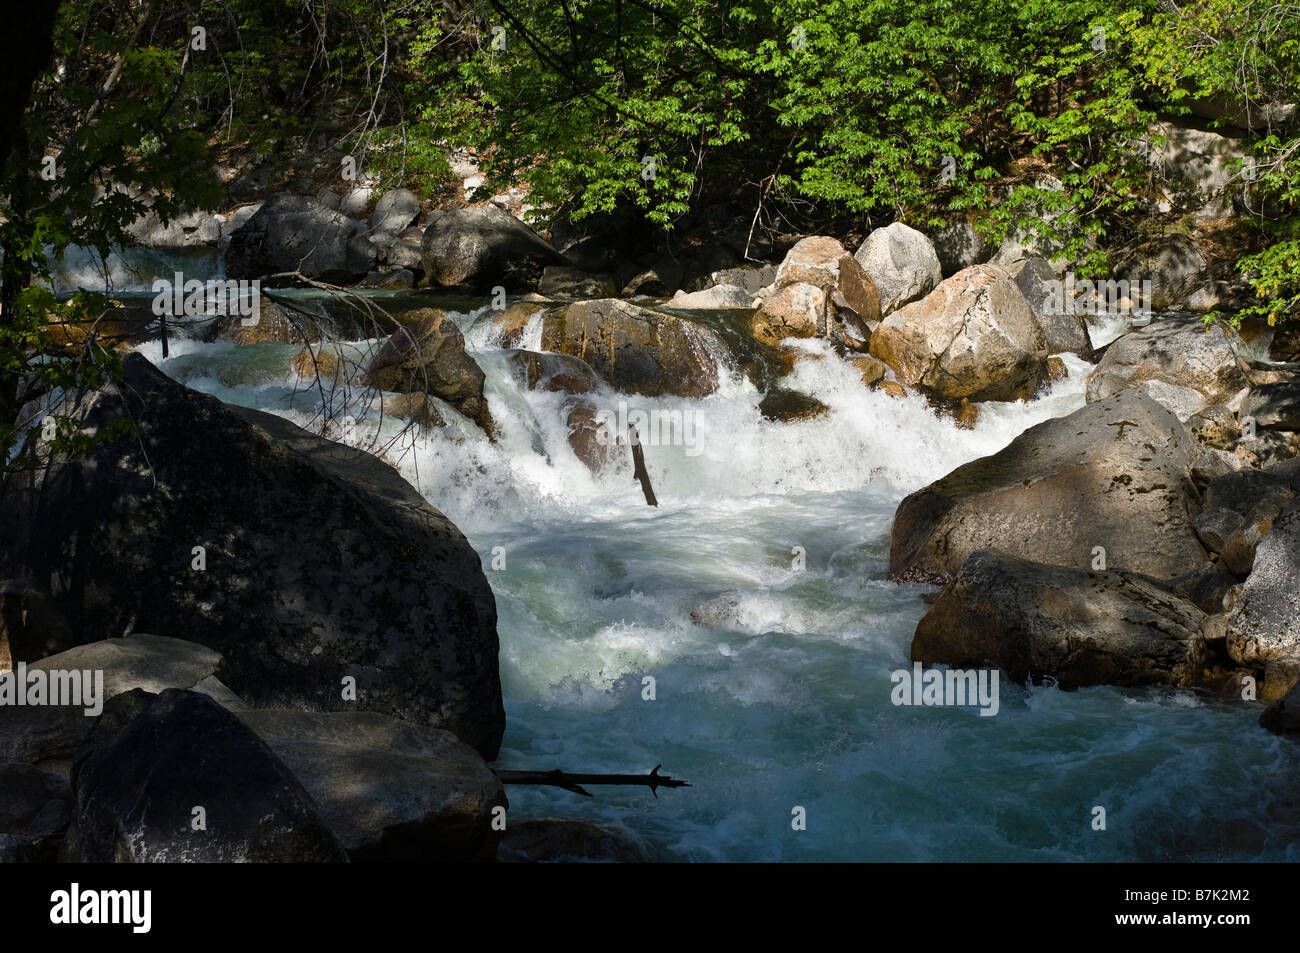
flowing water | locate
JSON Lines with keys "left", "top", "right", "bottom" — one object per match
{"left": 99, "top": 269, "right": 1300, "bottom": 862}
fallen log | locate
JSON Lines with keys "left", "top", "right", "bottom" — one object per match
{"left": 629, "top": 425, "right": 658, "bottom": 506}
{"left": 493, "top": 764, "right": 689, "bottom": 798}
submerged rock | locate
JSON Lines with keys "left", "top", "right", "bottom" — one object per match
{"left": 758, "top": 387, "right": 829, "bottom": 423}
{"left": 497, "top": 819, "right": 647, "bottom": 863}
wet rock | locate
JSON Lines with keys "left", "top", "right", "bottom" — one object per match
{"left": 541, "top": 299, "right": 718, "bottom": 399}
{"left": 565, "top": 398, "right": 621, "bottom": 473}
{"left": 913, "top": 550, "right": 1208, "bottom": 688}
{"left": 503, "top": 349, "right": 604, "bottom": 395}
{"left": 758, "top": 387, "right": 829, "bottom": 423}
{"left": 364, "top": 311, "right": 494, "bottom": 434}
{"left": 497, "top": 819, "right": 647, "bottom": 863}
{"left": 852, "top": 355, "right": 888, "bottom": 387}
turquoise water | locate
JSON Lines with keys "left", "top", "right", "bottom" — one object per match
{"left": 128, "top": 291, "right": 1300, "bottom": 862}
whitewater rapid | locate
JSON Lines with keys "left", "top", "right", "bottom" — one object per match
{"left": 132, "top": 294, "right": 1300, "bottom": 862}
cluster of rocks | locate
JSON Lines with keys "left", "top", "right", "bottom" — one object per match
{"left": 0, "top": 353, "right": 644, "bottom": 862}
{"left": 891, "top": 314, "right": 1300, "bottom": 733}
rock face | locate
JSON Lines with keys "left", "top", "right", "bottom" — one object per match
{"left": 869, "top": 264, "right": 1047, "bottom": 402}
{"left": 237, "top": 710, "right": 505, "bottom": 862}
{"left": 226, "top": 194, "right": 375, "bottom": 283}
{"left": 0, "top": 355, "right": 505, "bottom": 758}
{"left": 1227, "top": 501, "right": 1300, "bottom": 673}
{"left": 421, "top": 205, "right": 564, "bottom": 290}
{"left": 853, "top": 223, "right": 943, "bottom": 316}
{"left": 1006, "top": 257, "right": 1091, "bottom": 355}
{"left": 363, "top": 311, "right": 494, "bottom": 434}
{"left": 890, "top": 389, "right": 1208, "bottom": 583}
{"left": 912, "top": 550, "right": 1208, "bottom": 688}
{"left": 1085, "top": 316, "right": 1249, "bottom": 405}
{"left": 67, "top": 689, "right": 348, "bottom": 862}
{"left": 541, "top": 299, "right": 718, "bottom": 398}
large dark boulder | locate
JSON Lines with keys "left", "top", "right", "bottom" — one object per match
{"left": 891, "top": 388, "right": 1208, "bottom": 583}
{"left": 541, "top": 299, "right": 720, "bottom": 398}
{"left": 66, "top": 689, "right": 347, "bottom": 862}
{"left": 237, "top": 709, "right": 505, "bottom": 862}
{"left": 420, "top": 205, "right": 564, "bottom": 290}
{"left": 226, "top": 194, "right": 375, "bottom": 283}
{"left": 912, "top": 550, "right": 1208, "bottom": 688}
{"left": 0, "top": 354, "right": 504, "bottom": 758}
{"left": 1084, "top": 315, "right": 1249, "bottom": 406}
